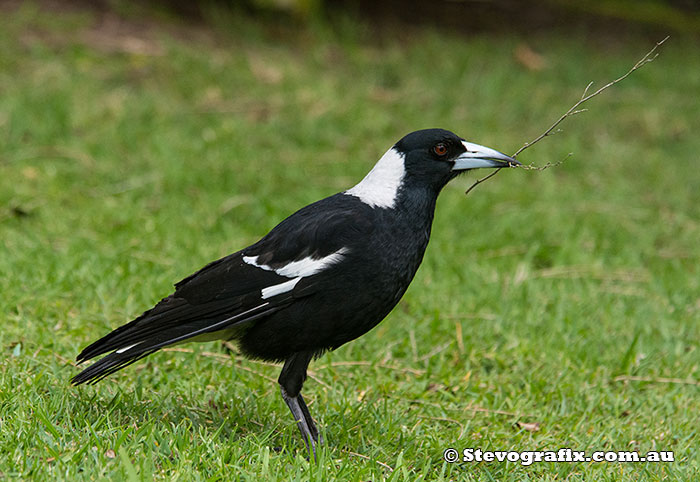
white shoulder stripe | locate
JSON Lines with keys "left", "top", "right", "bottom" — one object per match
{"left": 345, "top": 147, "right": 405, "bottom": 208}
{"left": 243, "top": 247, "right": 349, "bottom": 278}
{"left": 261, "top": 277, "right": 301, "bottom": 299}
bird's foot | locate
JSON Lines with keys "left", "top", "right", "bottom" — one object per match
{"left": 280, "top": 387, "right": 322, "bottom": 460}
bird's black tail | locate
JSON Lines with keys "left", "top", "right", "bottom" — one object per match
{"left": 71, "top": 295, "right": 283, "bottom": 385}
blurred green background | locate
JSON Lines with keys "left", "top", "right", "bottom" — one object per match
{"left": 1, "top": 0, "right": 698, "bottom": 480}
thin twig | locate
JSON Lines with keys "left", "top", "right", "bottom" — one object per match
{"left": 465, "top": 36, "right": 669, "bottom": 195}
{"left": 417, "top": 341, "right": 453, "bottom": 362}
{"left": 387, "top": 394, "right": 533, "bottom": 418}
{"left": 343, "top": 450, "right": 394, "bottom": 471}
{"left": 315, "top": 360, "right": 426, "bottom": 376}
{"left": 513, "top": 36, "right": 667, "bottom": 157}
{"left": 518, "top": 152, "right": 573, "bottom": 171}
{"left": 223, "top": 362, "right": 278, "bottom": 383}
{"left": 162, "top": 347, "right": 279, "bottom": 383}
{"left": 464, "top": 168, "right": 502, "bottom": 195}
{"left": 47, "top": 349, "right": 78, "bottom": 367}
{"left": 613, "top": 375, "right": 700, "bottom": 386}
{"left": 163, "top": 346, "right": 423, "bottom": 387}
{"left": 462, "top": 405, "right": 528, "bottom": 417}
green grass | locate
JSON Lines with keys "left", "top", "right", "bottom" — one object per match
{"left": 1, "top": 3, "right": 699, "bottom": 480}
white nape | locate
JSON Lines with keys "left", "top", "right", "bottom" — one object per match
{"left": 345, "top": 147, "right": 405, "bottom": 209}
{"left": 115, "top": 342, "right": 140, "bottom": 354}
{"left": 243, "top": 247, "right": 349, "bottom": 278}
{"left": 261, "top": 277, "right": 302, "bottom": 299}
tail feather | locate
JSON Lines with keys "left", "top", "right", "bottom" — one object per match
{"left": 76, "top": 296, "right": 241, "bottom": 362}
{"left": 71, "top": 350, "right": 157, "bottom": 385}
{"left": 71, "top": 300, "right": 285, "bottom": 385}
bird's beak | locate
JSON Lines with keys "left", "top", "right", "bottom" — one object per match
{"left": 452, "top": 141, "right": 521, "bottom": 171}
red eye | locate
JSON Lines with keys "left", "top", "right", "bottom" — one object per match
{"left": 433, "top": 143, "right": 448, "bottom": 156}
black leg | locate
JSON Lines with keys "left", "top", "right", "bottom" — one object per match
{"left": 281, "top": 387, "right": 320, "bottom": 458}
{"left": 278, "top": 351, "right": 321, "bottom": 458}
{"left": 296, "top": 393, "right": 322, "bottom": 444}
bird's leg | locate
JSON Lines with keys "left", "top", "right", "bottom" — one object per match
{"left": 279, "top": 351, "right": 321, "bottom": 458}
{"left": 280, "top": 387, "right": 320, "bottom": 457}
{"left": 296, "top": 392, "right": 321, "bottom": 444}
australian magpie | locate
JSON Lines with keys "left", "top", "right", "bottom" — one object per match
{"left": 71, "top": 128, "right": 520, "bottom": 455}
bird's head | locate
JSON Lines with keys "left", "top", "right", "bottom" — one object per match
{"left": 396, "top": 128, "right": 520, "bottom": 190}
{"left": 346, "top": 128, "right": 520, "bottom": 209}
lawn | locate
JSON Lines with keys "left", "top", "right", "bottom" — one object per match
{"left": 1, "top": 3, "right": 698, "bottom": 480}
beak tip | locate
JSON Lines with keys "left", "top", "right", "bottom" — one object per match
{"left": 454, "top": 142, "right": 522, "bottom": 171}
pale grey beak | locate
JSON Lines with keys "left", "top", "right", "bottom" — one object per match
{"left": 452, "top": 140, "right": 521, "bottom": 171}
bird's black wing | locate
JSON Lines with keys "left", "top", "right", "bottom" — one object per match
{"left": 72, "top": 194, "right": 375, "bottom": 385}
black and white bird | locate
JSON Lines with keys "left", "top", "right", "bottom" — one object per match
{"left": 72, "top": 128, "right": 520, "bottom": 455}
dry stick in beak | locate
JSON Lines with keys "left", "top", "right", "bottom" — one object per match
{"left": 464, "top": 36, "right": 669, "bottom": 196}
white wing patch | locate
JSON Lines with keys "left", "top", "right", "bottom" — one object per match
{"left": 261, "top": 277, "right": 302, "bottom": 299}
{"left": 345, "top": 147, "right": 405, "bottom": 209}
{"left": 243, "top": 248, "right": 349, "bottom": 299}
{"left": 243, "top": 247, "right": 349, "bottom": 278}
